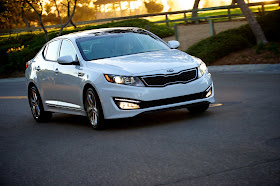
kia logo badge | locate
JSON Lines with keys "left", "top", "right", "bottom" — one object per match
{"left": 167, "top": 69, "right": 174, "bottom": 72}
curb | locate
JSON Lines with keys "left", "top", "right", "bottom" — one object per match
{"left": 208, "top": 64, "right": 280, "bottom": 73}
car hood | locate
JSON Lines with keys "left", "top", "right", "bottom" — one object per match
{"left": 86, "top": 49, "right": 199, "bottom": 75}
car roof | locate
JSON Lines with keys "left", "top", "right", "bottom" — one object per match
{"left": 57, "top": 27, "right": 146, "bottom": 40}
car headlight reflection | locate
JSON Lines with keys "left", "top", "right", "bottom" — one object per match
{"left": 198, "top": 61, "right": 208, "bottom": 77}
{"left": 104, "top": 74, "right": 145, "bottom": 87}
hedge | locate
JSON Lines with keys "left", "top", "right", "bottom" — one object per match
{"left": 186, "top": 10, "right": 280, "bottom": 65}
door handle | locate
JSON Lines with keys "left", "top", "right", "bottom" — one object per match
{"left": 55, "top": 68, "right": 59, "bottom": 74}
{"left": 36, "top": 66, "right": 41, "bottom": 71}
{"left": 78, "top": 72, "right": 84, "bottom": 77}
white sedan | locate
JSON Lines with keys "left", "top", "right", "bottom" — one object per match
{"left": 25, "top": 27, "right": 215, "bottom": 129}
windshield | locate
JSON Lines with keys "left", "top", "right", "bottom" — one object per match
{"left": 76, "top": 33, "right": 170, "bottom": 61}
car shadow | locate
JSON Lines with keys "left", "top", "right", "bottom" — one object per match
{"left": 105, "top": 109, "right": 214, "bottom": 131}
{"left": 50, "top": 108, "right": 215, "bottom": 131}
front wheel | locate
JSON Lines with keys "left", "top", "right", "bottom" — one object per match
{"left": 28, "top": 86, "right": 52, "bottom": 122}
{"left": 84, "top": 88, "right": 105, "bottom": 130}
{"left": 187, "top": 103, "right": 210, "bottom": 113}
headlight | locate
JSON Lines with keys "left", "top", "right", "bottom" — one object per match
{"left": 198, "top": 61, "right": 208, "bottom": 77}
{"left": 104, "top": 74, "right": 145, "bottom": 87}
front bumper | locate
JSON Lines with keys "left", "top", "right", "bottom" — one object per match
{"left": 98, "top": 72, "right": 215, "bottom": 119}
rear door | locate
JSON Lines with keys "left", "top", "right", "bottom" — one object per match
{"left": 36, "top": 40, "right": 60, "bottom": 103}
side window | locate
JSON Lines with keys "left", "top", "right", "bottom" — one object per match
{"left": 45, "top": 40, "right": 60, "bottom": 61}
{"left": 59, "top": 40, "right": 77, "bottom": 61}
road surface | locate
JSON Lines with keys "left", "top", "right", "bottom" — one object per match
{"left": 1, "top": 65, "right": 280, "bottom": 185}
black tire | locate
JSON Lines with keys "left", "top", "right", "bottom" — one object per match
{"left": 187, "top": 103, "right": 210, "bottom": 113}
{"left": 28, "top": 86, "right": 52, "bottom": 122}
{"left": 84, "top": 88, "right": 105, "bottom": 130}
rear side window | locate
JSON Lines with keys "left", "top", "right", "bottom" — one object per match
{"left": 44, "top": 40, "right": 60, "bottom": 61}
{"left": 59, "top": 40, "right": 77, "bottom": 61}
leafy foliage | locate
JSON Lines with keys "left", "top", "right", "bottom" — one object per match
{"left": 186, "top": 10, "right": 280, "bottom": 65}
{"left": 144, "top": 0, "right": 164, "bottom": 14}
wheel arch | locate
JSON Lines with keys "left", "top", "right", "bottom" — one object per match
{"left": 82, "top": 83, "right": 104, "bottom": 114}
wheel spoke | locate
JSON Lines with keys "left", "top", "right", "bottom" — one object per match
{"left": 32, "top": 90, "right": 37, "bottom": 101}
{"left": 87, "top": 107, "right": 93, "bottom": 116}
{"left": 87, "top": 93, "right": 94, "bottom": 108}
{"left": 36, "top": 105, "right": 40, "bottom": 116}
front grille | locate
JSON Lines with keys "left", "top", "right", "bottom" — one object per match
{"left": 140, "top": 92, "right": 204, "bottom": 108}
{"left": 141, "top": 68, "right": 197, "bottom": 87}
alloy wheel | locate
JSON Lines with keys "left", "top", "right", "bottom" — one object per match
{"left": 86, "top": 90, "right": 99, "bottom": 128}
{"left": 29, "top": 88, "right": 41, "bottom": 119}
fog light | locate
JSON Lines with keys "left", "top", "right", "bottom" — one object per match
{"left": 114, "top": 98, "right": 141, "bottom": 110}
{"left": 204, "top": 84, "right": 213, "bottom": 98}
{"left": 118, "top": 102, "right": 140, "bottom": 109}
{"left": 206, "top": 89, "right": 212, "bottom": 98}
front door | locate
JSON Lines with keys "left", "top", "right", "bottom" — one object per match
{"left": 53, "top": 39, "right": 84, "bottom": 111}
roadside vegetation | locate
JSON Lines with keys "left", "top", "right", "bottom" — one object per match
{"left": 147, "top": 4, "right": 279, "bottom": 27}
{"left": 0, "top": 19, "right": 173, "bottom": 77}
{"left": 186, "top": 10, "right": 280, "bottom": 65}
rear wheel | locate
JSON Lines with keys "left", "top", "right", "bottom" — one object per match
{"left": 28, "top": 86, "right": 52, "bottom": 122}
{"left": 84, "top": 88, "right": 104, "bottom": 130}
{"left": 187, "top": 103, "right": 210, "bottom": 113}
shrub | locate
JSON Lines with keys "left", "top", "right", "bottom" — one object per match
{"left": 186, "top": 10, "right": 280, "bottom": 65}
{"left": 188, "top": 32, "right": 251, "bottom": 64}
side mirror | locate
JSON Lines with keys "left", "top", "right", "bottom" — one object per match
{"left": 168, "top": 40, "right": 180, "bottom": 49}
{"left": 57, "top": 55, "right": 79, "bottom": 65}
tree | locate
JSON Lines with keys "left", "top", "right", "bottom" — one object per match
{"left": 25, "top": 0, "right": 49, "bottom": 41}
{"left": 144, "top": 0, "right": 164, "bottom": 14}
{"left": 53, "top": 0, "right": 77, "bottom": 36}
{"left": 25, "top": 0, "right": 78, "bottom": 41}
{"left": 235, "top": 0, "right": 267, "bottom": 44}
{"left": 61, "top": 0, "right": 77, "bottom": 28}
{"left": 0, "top": 0, "right": 29, "bottom": 31}
{"left": 20, "top": 1, "right": 30, "bottom": 28}
{"left": 191, "top": 0, "right": 200, "bottom": 23}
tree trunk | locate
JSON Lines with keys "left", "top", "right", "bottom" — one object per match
{"left": 235, "top": 0, "right": 267, "bottom": 44}
{"left": 21, "top": 3, "right": 30, "bottom": 28}
{"left": 38, "top": 14, "right": 49, "bottom": 41}
{"left": 58, "top": 0, "right": 77, "bottom": 36}
{"left": 25, "top": 0, "right": 49, "bottom": 41}
{"left": 67, "top": 1, "right": 76, "bottom": 28}
{"left": 191, "top": 0, "right": 200, "bottom": 23}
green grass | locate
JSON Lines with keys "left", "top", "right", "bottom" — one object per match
{"left": 186, "top": 10, "right": 280, "bottom": 65}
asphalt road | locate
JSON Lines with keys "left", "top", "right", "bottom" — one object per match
{"left": 1, "top": 69, "right": 280, "bottom": 185}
